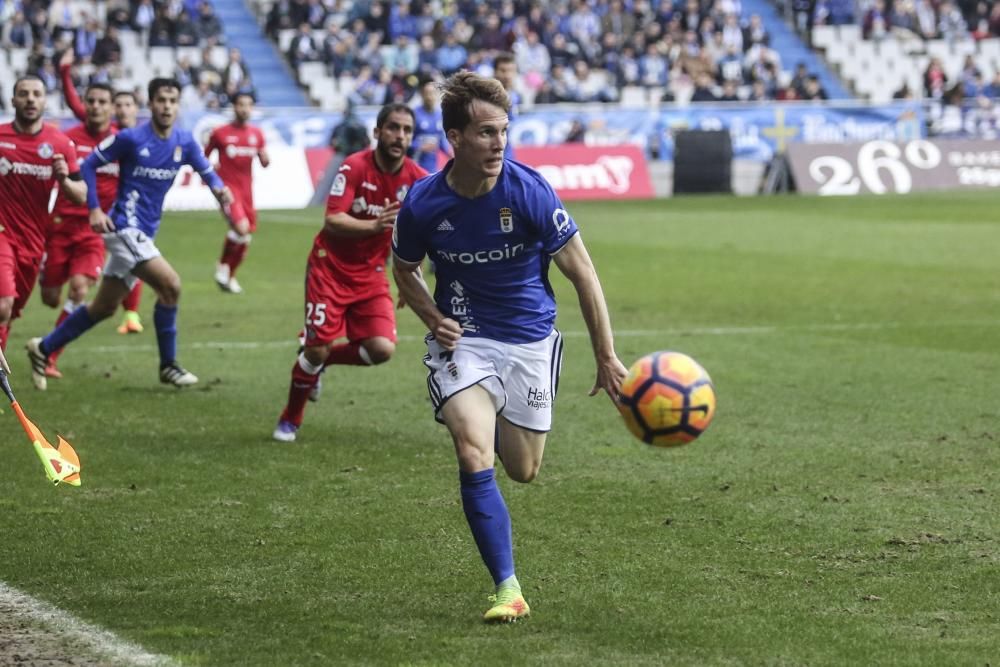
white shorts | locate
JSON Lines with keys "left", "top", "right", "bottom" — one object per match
{"left": 102, "top": 227, "right": 161, "bottom": 289}
{"left": 423, "top": 329, "right": 564, "bottom": 432}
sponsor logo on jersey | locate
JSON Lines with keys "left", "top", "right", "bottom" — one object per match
{"left": 173, "top": 146, "right": 183, "bottom": 162}
{"left": 360, "top": 181, "right": 377, "bottom": 191}
{"left": 436, "top": 219, "right": 454, "bottom": 231}
{"left": 0, "top": 156, "right": 53, "bottom": 179}
{"left": 0, "top": 142, "right": 17, "bottom": 149}
{"left": 436, "top": 243, "right": 525, "bottom": 265}
{"left": 552, "top": 208, "right": 572, "bottom": 235}
{"left": 132, "top": 165, "right": 179, "bottom": 180}
{"left": 499, "top": 207, "right": 513, "bottom": 233}
{"left": 396, "top": 184, "right": 409, "bottom": 201}
{"left": 225, "top": 145, "right": 259, "bottom": 158}
{"left": 37, "top": 143, "right": 53, "bottom": 159}
{"left": 448, "top": 280, "right": 477, "bottom": 332}
{"left": 330, "top": 173, "right": 346, "bottom": 196}
{"left": 350, "top": 196, "right": 390, "bottom": 217}
{"left": 526, "top": 386, "right": 552, "bottom": 409}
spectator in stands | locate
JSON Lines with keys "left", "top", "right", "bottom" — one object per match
{"left": 132, "top": 0, "right": 156, "bottom": 35}
{"left": 266, "top": 0, "right": 296, "bottom": 39}
{"left": 289, "top": 22, "right": 321, "bottom": 68}
{"left": 990, "top": 4, "right": 1000, "bottom": 37}
{"left": 107, "top": 3, "right": 131, "bottom": 31}
{"left": 363, "top": 1, "right": 389, "bottom": 43}
{"left": 720, "top": 13, "right": 744, "bottom": 53}
{"left": 175, "top": 55, "right": 199, "bottom": 88}
{"left": 48, "top": 0, "right": 83, "bottom": 43}
{"left": 329, "top": 33, "right": 362, "bottom": 77}
{"left": 862, "top": 0, "right": 891, "bottom": 40}
{"left": 74, "top": 17, "right": 100, "bottom": 62}
{"left": 198, "top": 2, "right": 224, "bottom": 43}
{"left": 181, "top": 76, "right": 220, "bottom": 112}
{"left": 3, "top": 10, "right": 33, "bottom": 49}
{"left": 92, "top": 25, "right": 122, "bottom": 67}
{"left": 893, "top": 82, "right": 915, "bottom": 99}
{"left": 719, "top": 78, "right": 741, "bottom": 101}
{"left": 602, "top": 0, "right": 637, "bottom": 41}
{"left": 388, "top": 1, "right": 419, "bottom": 41}
{"left": 985, "top": 72, "right": 1000, "bottom": 99}
{"left": 546, "top": 32, "right": 579, "bottom": 68}
{"left": 691, "top": 72, "right": 721, "bottom": 101}
{"left": 37, "top": 58, "right": 58, "bottom": 91}
{"left": 616, "top": 44, "right": 642, "bottom": 87}
{"left": 514, "top": 30, "right": 551, "bottom": 85}
{"left": 350, "top": 65, "right": 390, "bottom": 106}
{"left": 718, "top": 44, "right": 745, "bottom": 83}
{"left": 305, "top": 0, "right": 327, "bottom": 29}
{"left": 564, "top": 118, "right": 587, "bottom": 143}
{"left": 223, "top": 48, "right": 254, "bottom": 100}
{"left": 416, "top": 33, "right": 438, "bottom": 77}
{"left": 566, "top": 59, "right": 615, "bottom": 103}
{"left": 913, "top": 0, "right": 938, "bottom": 39}
{"left": 148, "top": 6, "right": 175, "bottom": 47}
{"left": 789, "top": 62, "right": 809, "bottom": 96}
{"left": 801, "top": 74, "right": 828, "bottom": 100}
{"left": 384, "top": 34, "right": 419, "bottom": 74}
{"left": 743, "top": 14, "right": 770, "bottom": 50}
{"left": 748, "top": 79, "right": 771, "bottom": 101}
{"left": 473, "top": 12, "right": 508, "bottom": 53}
{"left": 435, "top": 32, "right": 468, "bottom": 75}
{"left": 923, "top": 57, "right": 947, "bottom": 99}
{"left": 640, "top": 42, "right": 670, "bottom": 88}
{"left": 174, "top": 9, "right": 200, "bottom": 47}
{"left": 937, "top": 0, "right": 968, "bottom": 41}
{"left": 200, "top": 45, "right": 224, "bottom": 87}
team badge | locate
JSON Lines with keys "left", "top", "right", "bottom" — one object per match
{"left": 317, "top": 248, "right": 327, "bottom": 258}
{"left": 173, "top": 146, "right": 183, "bottom": 162}
{"left": 499, "top": 207, "right": 513, "bottom": 233}
{"left": 330, "top": 173, "right": 346, "bottom": 196}
{"left": 396, "top": 184, "right": 409, "bottom": 201}
{"left": 0, "top": 158, "right": 11, "bottom": 176}
{"left": 37, "top": 143, "right": 54, "bottom": 159}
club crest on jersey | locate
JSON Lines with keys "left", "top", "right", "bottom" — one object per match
{"left": 330, "top": 173, "right": 346, "bottom": 196}
{"left": 173, "top": 146, "right": 183, "bottom": 162}
{"left": 37, "top": 143, "right": 53, "bottom": 159}
{"left": 396, "top": 184, "right": 409, "bottom": 201}
{"left": 499, "top": 207, "right": 513, "bottom": 233}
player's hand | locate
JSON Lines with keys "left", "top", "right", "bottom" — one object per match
{"left": 89, "top": 208, "right": 114, "bottom": 234}
{"left": 59, "top": 49, "right": 74, "bottom": 68}
{"left": 52, "top": 154, "right": 69, "bottom": 182}
{"left": 374, "top": 198, "right": 401, "bottom": 234}
{"left": 396, "top": 292, "right": 408, "bottom": 310}
{"left": 432, "top": 317, "right": 463, "bottom": 351}
{"left": 589, "top": 355, "right": 629, "bottom": 406}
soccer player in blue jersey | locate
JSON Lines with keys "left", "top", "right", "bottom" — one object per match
{"left": 411, "top": 79, "right": 450, "bottom": 173}
{"left": 392, "top": 72, "right": 628, "bottom": 623}
{"left": 26, "top": 77, "right": 233, "bottom": 391}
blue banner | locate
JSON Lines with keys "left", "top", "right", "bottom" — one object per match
{"left": 6, "top": 101, "right": 926, "bottom": 163}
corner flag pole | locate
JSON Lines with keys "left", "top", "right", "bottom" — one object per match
{"left": 0, "top": 346, "right": 81, "bottom": 486}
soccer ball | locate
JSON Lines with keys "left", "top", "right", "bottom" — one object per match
{"left": 618, "top": 351, "right": 717, "bottom": 447}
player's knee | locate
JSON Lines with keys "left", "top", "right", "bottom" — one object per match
{"left": 364, "top": 339, "right": 395, "bottom": 364}
{"left": 302, "top": 343, "right": 331, "bottom": 367}
{"left": 0, "top": 301, "right": 13, "bottom": 325}
{"left": 157, "top": 278, "right": 181, "bottom": 305}
{"left": 68, "top": 283, "right": 90, "bottom": 304}
{"left": 40, "top": 289, "right": 60, "bottom": 309}
{"left": 504, "top": 459, "right": 541, "bottom": 484}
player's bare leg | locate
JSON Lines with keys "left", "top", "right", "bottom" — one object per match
{"left": 117, "top": 281, "right": 144, "bottom": 334}
{"left": 216, "top": 229, "right": 251, "bottom": 294}
{"left": 39, "top": 274, "right": 95, "bottom": 378}
{"left": 495, "top": 417, "right": 547, "bottom": 484}
{"left": 442, "top": 386, "right": 530, "bottom": 623}
{"left": 274, "top": 336, "right": 395, "bottom": 442}
{"left": 132, "top": 257, "right": 197, "bottom": 387}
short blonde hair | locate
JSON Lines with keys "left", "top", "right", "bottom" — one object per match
{"left": 440, "top": 72, "right": 511, "bottom": 133}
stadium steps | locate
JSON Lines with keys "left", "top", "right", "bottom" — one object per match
{"left": 740, "top": 0, "right": 851, "bottom": 99}
{"left": 214, "top": 0, "right": 307, "bottom": 107}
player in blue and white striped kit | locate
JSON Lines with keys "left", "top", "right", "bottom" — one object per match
{"left": 27, "top": 77, "right": 233, "bottom": 391}
{"left": 392, "top": 72, "right": 628, "bottom": 623}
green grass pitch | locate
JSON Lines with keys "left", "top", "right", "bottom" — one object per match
{"left": 1, "top": 192, "right": 998, "bottom": 665}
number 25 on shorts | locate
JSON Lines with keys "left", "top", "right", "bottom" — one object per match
{"left": 306, "top": 302, "right": 327, "bottom": 326}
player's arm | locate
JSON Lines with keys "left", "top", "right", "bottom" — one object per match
{"left": 552, "top": 233, "right": 628, "bottom": 403}
{"left": 59, "top": 50, "right": 86, "bottom": 122}
{"left": 83, "top": 133, "right": 129, "bottom": 232}
{"left": 392, "top": 256, "right": 463, "bottom": 351}
{"left": 54, "top": 149, "right": 86, "bottom": 205}
{"left": 187, "top": 137, "right": 236, "bottom": 214}
{"left": 257, "top": 132, "right": 270, "bottom": 167}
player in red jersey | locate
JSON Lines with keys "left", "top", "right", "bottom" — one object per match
{"left": 38, "top": 80, "right": 119, "bottom": 379}
{"left": 58, "top": 50, "right": 146, "bottom": 335}
{"left": 0, "top": 76, "right": 86, "bottom": 350}
{"left": 205, "top": 92, "right": 269, "bottom": 294}
{"left": 272, "top": 103, "right": 427, "bottom": 442}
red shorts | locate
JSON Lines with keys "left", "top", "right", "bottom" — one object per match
{"left": 0, "top": 234, "right": 43, "bottom": 321}
{"left": 303, "top": 255, "right": 396, "bottom": 346}
{"left": 227, "top": 193, "right": 257, "bottom": 233}
{"left": 40, "top": 219, "right": 105, "bottom": 288}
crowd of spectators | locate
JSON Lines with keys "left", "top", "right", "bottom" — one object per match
{"left": 0, "top": 0, "right": 250, "bottom": 110}
{"left": 787, "top": 0, "right": 1000, "bottom": 42}
{"left": 265, "top": 0, "right": 830, "bottom": 105}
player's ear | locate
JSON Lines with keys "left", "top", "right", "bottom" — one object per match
{"left": 446, "top": 128, "right": 460, "bottom": 150}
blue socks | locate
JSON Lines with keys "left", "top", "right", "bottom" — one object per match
{"left": 41, "top": 306, "right": 96, "bottom": 355}
{"left": 154, "top": 302, "right": 178, "bottom": 368}
{"left": 460, "top": 468, "right": 515, "bottom": 585}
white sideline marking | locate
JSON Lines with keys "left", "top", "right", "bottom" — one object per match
{"left": 0, "top": 582, "right": 176, "bottom": 666}
{"left": 78, "top": 320, "right": 999, "bottom": 355}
